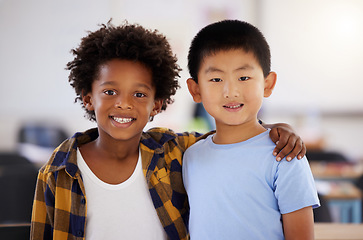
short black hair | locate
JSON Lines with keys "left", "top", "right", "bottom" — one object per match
{"left": 188, "top": 19, "right": 271, "bottom": 82}
{"left": 67, "top": 20, "right": 181, "bottom": 121}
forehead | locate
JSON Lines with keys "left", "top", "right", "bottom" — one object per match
{"left": 99, "top": 59, "right": 151, "bottom": 77}
{"left": 199, "top": 49, "right": 261, "bottom": 72}
{"left": 96, "top": 59, "right": 154, "bottom": 87}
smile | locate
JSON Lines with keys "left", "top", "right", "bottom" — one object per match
{"left": 224, "top": 104, "right": 243, "bottom": 109}
{"left": 111, "top": 116, "right": 134, "bottom": 124}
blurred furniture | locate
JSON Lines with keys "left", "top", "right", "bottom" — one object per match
{"left": 0, "top": 153, "right": 38, "bottom": 224}
{"left": 309, "top": 150, "right": 363, "bottom": 223}
{"left": 18, "top": 122, "right": 68, "bottom": 148}
{"left": 0, "top": 223, "right": 30, "bottom": 240}
{"left": 307, "top": 150, "right": 349, "bottom": 163}
{"left": 314, "top": 223, "right": 363, "bottom": 240}
{"left": 354, "top": 174, "right": 363, "bottom": 226}
{"left": 326, "top": 181, "right": 362, "bottom": 223}
{"left": 314, "top": 194, "right": 332, "bottom": 222}
{"left": 310, "top": 161, "right": 363, "bottom": 181}
{"left": 17, "top": 122, "right": 68, "bottom": 165}
{"left": 315, "top": 180, "right": 362, "bottom": 223}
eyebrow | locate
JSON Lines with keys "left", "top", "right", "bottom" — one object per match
{"left": 99, "top": 81, "right": 153, "bottom": 91}
{"left": 204, "top": 64, "right": 255, "bottom": 74}
{"left": 99, "top": 81, "right": 116, "bottom": 87}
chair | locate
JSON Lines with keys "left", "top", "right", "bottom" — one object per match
{"left": 17, "top": 123, "right": 68, "bottom": 148}
{"left": 0, "top": 153, "right": 38, "bottom": 224}
{"left": 314, "top": 194, "right": 332, "bottom": 222}
{"left": 354, "top": 175, "right": 363, "bottom": 223}
{"left": 17, "top": 122, "right": 68, "bottom": 164}
{"left": 306, "top": 150, "right": 348, "bottom": 163}
{"left": 0, "top": 223, "right": 30, "bottom": 240}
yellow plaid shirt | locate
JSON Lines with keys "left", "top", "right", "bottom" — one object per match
{"left": 31, "top": 127, "right": 210, "bottom": 240}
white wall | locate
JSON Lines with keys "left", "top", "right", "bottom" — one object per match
{"left": 0, "top": 0, "right": 111, "bottom": 148}
{"left": 258, "top": 0, "right": 363, "bottom": 161}
{"left": 0, "top": 0, "right": 257, "bottom": 149}
{"left": 1, "top": 0, "right": 363, "bottom": 162}
{"left": 260, "top": 0, "right": 363, "bottom": 113}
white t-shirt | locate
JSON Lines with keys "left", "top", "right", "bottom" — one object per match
{"left": 77, "top": 149, "right": 167, "bottom": 240}
{"left": 182, "top": 130, "right": 320, "bottom": 240}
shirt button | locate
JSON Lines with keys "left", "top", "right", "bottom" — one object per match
{"left": 81, "top": 198, "right": 86, "bottom": 204}
{"left": 77, "top": 230, "right": 83, "bottom": 236}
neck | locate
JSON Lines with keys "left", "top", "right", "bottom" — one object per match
{"left": 78, "top": 130, "right": 142, "bottom": 185}
{"left": 213, "top": 120, "right": 266, "bottom": 145}
{"left": 91, "top": 131, "right": 141, "bottom": 161}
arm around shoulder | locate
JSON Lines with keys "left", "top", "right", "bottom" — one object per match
{"left": 264, "top": 122, "right": 306, "bottom": 161}
{"left": 282, "top": 206, "right": 315, "bottom": 240}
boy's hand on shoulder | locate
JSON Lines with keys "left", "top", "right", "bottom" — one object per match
{"left": 267, "top": 123, "right": 306, "bottom": 161}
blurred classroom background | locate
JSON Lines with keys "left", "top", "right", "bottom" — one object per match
{"left": 1, "top": 0, "right": 363, "bottom": 238}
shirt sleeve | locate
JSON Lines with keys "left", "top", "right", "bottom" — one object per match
{"left": 176, "top": 131, "right": 215, "bottom": 152}
{"left": 273, "top": 156, "right": 320, "bottom": 214}
{"left": 30, "top": 170, "right": 54, "bottom": 240}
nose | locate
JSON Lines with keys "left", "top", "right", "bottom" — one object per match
{"left": 115, "top": 95, "right": 133, "bottom": 110}
{"left": 223, "top": 81, "right": 239, "bottom": 99}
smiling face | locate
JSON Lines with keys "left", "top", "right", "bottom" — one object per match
{"left": 187, "top": 49, "right": 276, "bottom": 137}
{"left": 83, "top": 59, "right": 162, "bottom": 143}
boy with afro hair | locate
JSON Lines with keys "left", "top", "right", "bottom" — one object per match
{"left": 31, "top": 20, "right": 306, "bottom": 240}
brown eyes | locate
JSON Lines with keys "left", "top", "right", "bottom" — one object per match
{"left": 104, "top": 90, "right": 116, "bottom": 95}
{"left": 239, "top": 77, "right": 250, "bottom": 81}
{"left": 210, "top": 77, "right": 250, "bottom": 82}
{"left": 134, "top": 92, "right": 146, "bottom": 98}
{"left": 103, "top": 90, "right": 146, "bottom": 98}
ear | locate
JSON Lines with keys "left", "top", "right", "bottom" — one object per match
{"left": 186, "top": 78, "right": 202, "bottom": 103}
{"left": 82, "top": 93, "right": 94, "bottom": 111}
{"left": 150, "top": 99, "right": 163, "bottom": 117}
{"left": 264, "top": 72, "right": 277, "bottom": 98}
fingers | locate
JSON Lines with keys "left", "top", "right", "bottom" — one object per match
{"left": 273, "top": 135, "right": 293, "bottom": 161}
{"left": 274, "top": 135, "right": 306, "bottom": 162}
{"left": 295, "top": 138, "right": 307, "bottom": 160}
{"left": 269, "top": 127, "right": 280, "bottom": 144}
{"left": 272, "top": 129, "right": 290, "bottom": 159}
{"left": 268, "top": 123, "right": 307, "bottom": 161}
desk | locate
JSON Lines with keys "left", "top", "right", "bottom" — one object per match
{"left": 0, "top": 223, "right": 30, "bottom": 239}
{"left": 311, "top": 161, "right": 363, "bottom": 223}
{"left": 310, "top": 162, "right": 363, "bottom": 180}
{"left": 316, "top": 180, "right": 362, "bottom": 223}
{"left": 315, "top": 223, "right": 363, "bottom": 240}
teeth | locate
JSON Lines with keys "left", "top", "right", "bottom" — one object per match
{"left": 225, "top": 104, "right": 242, "bottom": 109}
{"left": 113, "top": 117, "right": 133, "bottom": 124}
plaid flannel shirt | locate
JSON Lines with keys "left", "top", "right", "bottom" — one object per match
{"left": 31, "top": 127, "right": 209, "bottom": 240}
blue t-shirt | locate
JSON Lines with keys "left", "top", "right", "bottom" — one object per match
{"left": 182, "top": 130, "right": 320, "bottom": 240}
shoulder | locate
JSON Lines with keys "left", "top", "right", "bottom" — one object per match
{"left": 274, "top": 156, "right": 315, "bottom": 190}
{"left": 145, "top": 127, "right": 206, "bottom": 138}
{"left": 144, "top": 127, "right": 179, "bottom": 139}
{"left": 141, "top": 127, "right": 179, "bottom": 148}
{"left": 275, "top": 155, "right": 319, "bottom": 213}
{"left": 39, "top": 138, "right": 74, "bottom": 174}
{"left": 40, "top": 128, "right": 98, "bottom": 174}
{"left": 277, "top": 155, "right": 311, "bottom": 172}
{"left": 143, "top": 127, "right": 213, "bottom": 150}
{"left": 184, "top": 134, "right": 210, "bottom": 153}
